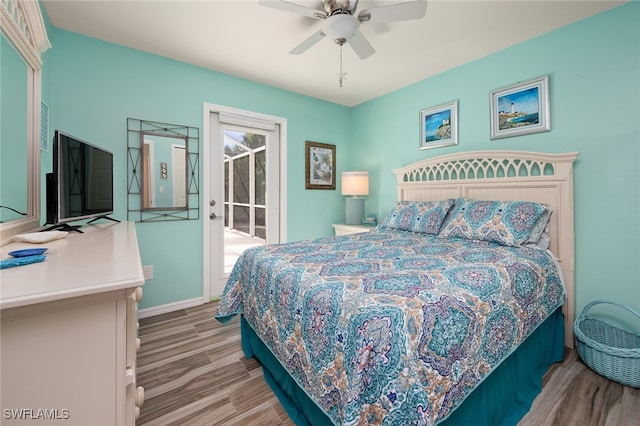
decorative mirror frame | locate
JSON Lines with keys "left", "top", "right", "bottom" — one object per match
{"left": 0, "top": 0, "right": 51, "bottom": 244}
{"left": 127, "top": 118, "right": 200, "bottom": 222}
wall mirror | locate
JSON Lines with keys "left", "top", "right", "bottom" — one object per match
{"left": 141, "top": 134, "right": 187, "bottom": 209}
{"left": 127, "top": 118, "right": 199, "bottom": 222}
{"left": 0, "top": 0, "right": 50, "bottom": 244}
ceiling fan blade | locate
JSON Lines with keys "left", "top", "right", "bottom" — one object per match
{"left": 358, "top": 0, "right": 427, "bottom": 24}
{"left": 346, "top": 0, "right": 360, "bottom": 14}
{"left": 259, "top": 0, "right": 326, "bottom": 19}
{"left": 290, "top": 29, "right": 326, "bottom": 55}
{"left": 348, "top": 30, "right": 375, "bottom": 59}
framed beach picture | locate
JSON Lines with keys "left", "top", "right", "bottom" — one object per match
{"left": 490, "top": 75, "right": 550, "bottom": 140}
{"left": 419, "top": 100, "right": 458, "bottom": 150}
{"left": 305, "top": 141, "right": 336, "bottom": 190}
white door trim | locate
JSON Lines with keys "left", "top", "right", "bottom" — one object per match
{"left": 202, "top": 103, "right": 288, "bottom": 302}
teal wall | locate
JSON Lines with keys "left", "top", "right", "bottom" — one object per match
{"left": 42, "top": 28, "right": 351, "bottom": 309}
{"left": 38, "top": 2, "right": 639, "bottom": 318}
{"left": 350, "top": 3, "right": 639, "bottom": 321}
{"left": 1, "top": 33, "right": 29, "bottom": 222}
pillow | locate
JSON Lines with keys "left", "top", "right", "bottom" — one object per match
{"left": 439, "top": 198, "right": 550, "bottom": 247}
{"left": 524, "top": 209, "right": 552, "bottom": 249}
{"left": 378, "top": 199, "right": 455, "bottom": 235}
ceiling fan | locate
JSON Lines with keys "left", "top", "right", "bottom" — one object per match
{"left": 260, "top": 0, "right": 428, "bottom": 60}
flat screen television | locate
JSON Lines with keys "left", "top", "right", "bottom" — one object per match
{"left": 45, "top": 130, "right": 116, "bottom": 231}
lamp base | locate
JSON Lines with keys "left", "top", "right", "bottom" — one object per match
{"left": 345, "top": 197, "right": 364, "bottom": 225}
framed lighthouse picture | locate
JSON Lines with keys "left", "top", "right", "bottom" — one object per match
{"left": 419, "top": 100, "right": 458, "bottom": 150}
{"left": 490, "top": 75, "right": 550, "bottom": 140}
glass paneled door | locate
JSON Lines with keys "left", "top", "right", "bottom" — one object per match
{"left": 223, "top": 130, "right": 266, "bottom": 273}
{"left": 208, "top": 111, "right": 280, "bottom": 298}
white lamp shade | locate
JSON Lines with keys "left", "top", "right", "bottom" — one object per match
{"left": 341, "top": 171, "right": 369, "bottom": 196}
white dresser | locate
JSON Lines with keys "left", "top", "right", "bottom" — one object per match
{"left": 0, "top": 222, "right": 145, "bottom": 425}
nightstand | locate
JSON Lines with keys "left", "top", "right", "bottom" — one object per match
{"left": 332, "top": 224, "right": 374, "bottom": 236}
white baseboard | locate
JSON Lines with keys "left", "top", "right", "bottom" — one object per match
{"left": 138, "top": 297, "right": 204, "bottom": 319}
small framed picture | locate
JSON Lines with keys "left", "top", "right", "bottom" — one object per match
{"left": 419, "top": 100, "right": 458, "bottom": 150}
{"left": 490, "top": 75, "right": 550, "bottom": 140}
{"left": 305, "top": 141, "right": 336, "bottom": 190}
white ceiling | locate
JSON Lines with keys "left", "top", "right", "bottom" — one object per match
{"left": 41, "top": 0, "right": 625, "bottom": 107}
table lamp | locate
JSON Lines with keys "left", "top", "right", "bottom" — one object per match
{"left": 341, "top": 171, "right": 369, "bottom": 225}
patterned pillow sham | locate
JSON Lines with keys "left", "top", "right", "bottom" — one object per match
{"left": 378, "top": 199, "right": 455, "bottom": 235}
{"left": 439, "top": 198, "right": 550, "bottom": 247}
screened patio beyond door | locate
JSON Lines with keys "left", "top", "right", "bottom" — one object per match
{"left": 224, "top": 130, "right": 266, "bottom": 272}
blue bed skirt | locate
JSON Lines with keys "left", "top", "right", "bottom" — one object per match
{"left": 241, "top": 307, "right": 565, "bottom": 426}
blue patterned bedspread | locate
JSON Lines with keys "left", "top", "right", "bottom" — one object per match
{"left": 215, "top": 229, "right": 565, "bottom": 425}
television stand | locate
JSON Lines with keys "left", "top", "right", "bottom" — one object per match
{"left": 87, "top": 215, "right": 121, "bottom": 225}
{"left": 41, "top": 223, "right": 84, "bottom": 233}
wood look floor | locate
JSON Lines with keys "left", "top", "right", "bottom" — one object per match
{"left": 137, "top": 302, "right": 640, "bottom": 426}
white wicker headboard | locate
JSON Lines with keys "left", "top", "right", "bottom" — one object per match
{"left": 393, "top": 150, "right": 579, "bottom": 347}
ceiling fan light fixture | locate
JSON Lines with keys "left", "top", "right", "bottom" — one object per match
{"left": 325, "top": 14, "right": 359, "bottom": 42}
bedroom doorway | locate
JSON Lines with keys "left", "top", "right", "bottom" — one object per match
{"left": 203, "top": 105, "right": 287, "bottom": 300}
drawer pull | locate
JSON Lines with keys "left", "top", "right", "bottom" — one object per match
{"left": 136, "top": 386, "right": 145, "bottom": 407}
{"left": 125, "top": 368, "right": 134, "bottom": 386}
{"left": 133, "top": 287, "right": 143, "bottom": 302}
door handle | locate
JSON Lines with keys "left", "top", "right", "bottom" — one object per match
{"left": 209, "top": 213, "right": 223, "bottom": 220}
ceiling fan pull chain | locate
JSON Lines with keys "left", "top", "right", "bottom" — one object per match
{"left": 338, "top": 43, "right": 346, "bottom": 87}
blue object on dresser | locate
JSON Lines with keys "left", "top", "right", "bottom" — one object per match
{"left": 0, "top": 255, "right": 46, "bottom": 269}
{"left": 8, "top": 248, "right": 48, "bottom": 257}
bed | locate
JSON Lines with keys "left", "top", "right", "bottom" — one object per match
{"left": 216, "top": 150, "right": 579, "bottom": 425}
